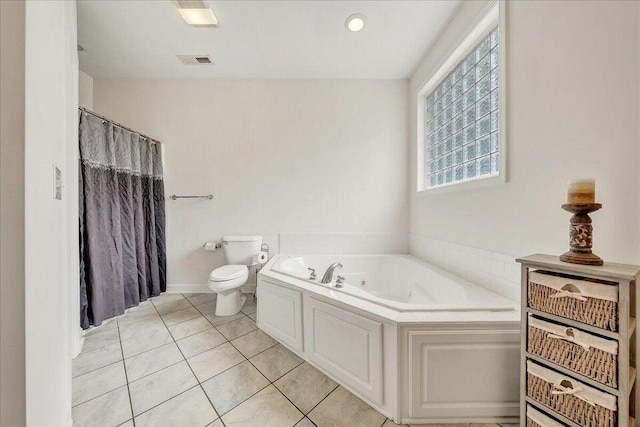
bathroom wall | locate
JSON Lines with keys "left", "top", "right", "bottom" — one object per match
{"left": 0, "top": 1, "right": 26, "bottom": 424}
{"left": 79, "top": 70, "right": 93, "bottom": 109}
{"left": 93, "top": 79, "right": 409, "bottom": 289}
{"left": 409, "top": 1, "right": 640, "bottom": 276}
{"left": 23, "top": 0, "right": 78, "bottom": 424}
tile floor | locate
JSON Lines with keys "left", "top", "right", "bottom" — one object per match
{"left": 72, "top": 293, "right": 519, "bottom": 427}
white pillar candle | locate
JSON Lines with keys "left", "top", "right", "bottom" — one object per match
{"left": 567, "top": 178, "right": 595, "bottom": 204}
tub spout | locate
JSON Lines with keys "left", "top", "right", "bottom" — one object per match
{"left": 321, "top": 262, "right": 343, "bottom": 284}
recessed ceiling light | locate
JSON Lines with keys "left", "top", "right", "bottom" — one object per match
{"left": 178, "top": 8, "right": 219, "bottom": 27}
{"left": 345, "top": 13, "right": 366, "bottom": 32}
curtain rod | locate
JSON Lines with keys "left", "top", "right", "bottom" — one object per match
{"left": 79, "top": 107, "right": 162, "bottom": 144}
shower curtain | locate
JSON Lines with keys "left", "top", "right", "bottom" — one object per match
{"left": 79, "top": 111, "right": 166, "bottom": 329}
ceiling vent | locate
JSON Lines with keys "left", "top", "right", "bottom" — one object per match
{"left": 177, "top": 55, "right": 213, "bottom": 65}
{"left": 174, "top": 0, "right": 207, "bottom": 8}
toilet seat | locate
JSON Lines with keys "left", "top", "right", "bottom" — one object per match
{"left": 208, "top": 265, "right": 249, "bottom": 293}
{"left": 209, "top": 265, "right": 248, "bottom": 282}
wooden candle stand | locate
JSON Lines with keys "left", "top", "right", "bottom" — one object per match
{"left": 559, "top": 203, "right": 603, "bottom": 266}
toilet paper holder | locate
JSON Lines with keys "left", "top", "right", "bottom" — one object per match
{"left": 252, "top": 243, "right": 270, "bottom": 269}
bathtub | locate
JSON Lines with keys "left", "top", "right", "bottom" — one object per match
{"left": 257, "top": 254, "right": 521, "bottom": 425}
{"left": 273, "top": 254, "right": 515, "bottom": 312}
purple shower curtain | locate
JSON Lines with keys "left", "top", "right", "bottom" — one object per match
{"left": 79, "top": 111, "right": 166, "bottom": 328}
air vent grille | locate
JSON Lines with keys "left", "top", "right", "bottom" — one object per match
{"left": 177, "top": 55, "right": 213, "bottom": 65}
{"left": 174, "top": 0, "right": 207, "bottom": 9}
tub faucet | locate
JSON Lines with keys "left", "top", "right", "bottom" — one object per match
{"left": 321, "top": 262, "right": 343, "bottom": 284}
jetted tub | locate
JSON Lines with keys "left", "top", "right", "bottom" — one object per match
{"left": 257, "top": 254, "right": 521, "bottom": 425}
{"left": 273, "top": 254, "right": 514, "bottom": 312}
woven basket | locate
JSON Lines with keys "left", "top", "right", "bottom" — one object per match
{"left": 527, "top": 404, "right": 567, "bottom": 427}
{"left": 527, "top": 372, "right": 616, "bottom": 427}
{"left": 527, "top": 280, "right": 618, "bottom": 332}
{"left": 528, "top": 323, "right": 618, "bottom": 387}
{"left": 526, "top": 419, "right": 541, "bottom": 427}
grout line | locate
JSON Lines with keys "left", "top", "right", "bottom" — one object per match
{"left": 151, "top": 295, "right": 224, "bottom": 426}
{"left": 71, "top": 381, "right": 129, "bottom": 410}
{"left": 71, "top": 343, "right": 123, "bottom": 379}
{"left": 80, "top": 293, "right": 385, "bottom": 427}
{"left": 72, "top": 356, "right": 123, "bottom": 381}
{"left": 213, "top": 375, "right": 271, "bottom": 419}
{"left": 116, "top": 315, "right": 136, "bottom": 427}
{"left": 303, "top": 383, "right": 340, "bottom": 419}
{"left": 226, "top": 336, "right": 307, "bottom": 422}
{"left": 78, "top": 331, "right": 120, "bottom": 354}
{"left": 132, "top": 384, "right": 205, "bottom": 421}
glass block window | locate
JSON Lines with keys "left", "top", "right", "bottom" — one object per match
{"left": 425, "top": 27, "right": 500, "bottom": 188}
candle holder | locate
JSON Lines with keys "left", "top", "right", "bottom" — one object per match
{"left": 559, "top": 203, "right": 603, "bottom": 266}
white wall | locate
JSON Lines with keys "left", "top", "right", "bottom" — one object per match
{"left": 0, "top": 1, "right": 26, "bottom": 424}
{"left": 409, "top": 1, "right": 640, "bottom": 265}
{"left": 79, "top": 70, "right": 93, "bottom": 109}
{"left": 66, "top": 4, "right": 82, "bottom": 360}
{"left": 24, "top": 0, "right": 77, "bottom": 424}
{"left": 93, "top": 79, "right": 409, "bottom": 288}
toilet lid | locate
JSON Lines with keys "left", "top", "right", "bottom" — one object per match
{"left": 209, "top": 265, "right": 248, "bottom": 281}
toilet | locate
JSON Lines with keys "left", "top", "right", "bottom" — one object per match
{"left": 208, "top": 235, "right": 263, "bottom": 316}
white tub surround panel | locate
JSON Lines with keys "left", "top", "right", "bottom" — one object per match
{"left": 258, "top": 280, "right": 303, "bottom": 352}
{"left": 257, "top": 254, "right": 520, "bottom": 424}
{"left": 304, "top": 296, "right": 383, "bottom": 405}
{"left": 279, "top": 232, "right": 409, "bottom": 255}
{"left": 405, "top": 327, "right": 520, "bottom": 421}
{"left": 410, "top": 234, "right": 520, "bottom": 302}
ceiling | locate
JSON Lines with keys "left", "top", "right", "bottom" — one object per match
{"left": 78, "top": 0, "right": 460, "bottom": 79}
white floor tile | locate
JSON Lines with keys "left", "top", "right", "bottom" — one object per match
{"left": 124, "top": 342, "right": 184, "bottom": 382}
{"left": 82, "top": 327, "right": 119, "bottom": 352}
{"left": 177, "top": 328, "right": 227, "bottom": 359}
{"left": 221, "top": 385, "right": 303, "bottom": 427}
{"left": 72, "top": 361, "right": 127, "bottom": 406}
{"left": 185, "top": 293, "right": 216, "bottom": 306}
{"left": 72, "top": 385, "right": 131, "bottom": 427}
{"left": 168, "top": 316, "right": 212, "bottom": 340}
{"left": 135, "top": 386, "right": 217, "bottom": 427}
{"left": 215, "top": 317, "right": 257, "bottom": 340}
{"left": 121, "top": 328, "right": 174, "bottom": 359}
{"left": 161, "top": 306, "right": 201, "bottom": 327}
{"left": 128, "top": 361, "right": 198, "bottom": 416}
{"left": 155, "top": 298, "right": 193, "bottom": 316}
{"left": 73, "top": 342, "right": 122, "bottom": 378}
{"left": 308, "top": 386, "right": 386, "bottom": 427}
{"left": 151, "top": 293, "right": 185, "bottom": 306}
{"left": 201, "top": 360, "right": 269, "bottom": 415}
{"left": 231, "top": 329, "right": 277, "bottom": 359}
{"left": 187, "top": 342, "right": 245, "bottom": 382}
{"left": 274, "top": 362, "right": 337, "bottom": 414}
{"left": 250, "top": 344, "right": 303, "bottom": 382}
{"left": 119, "top": 316, "right": 166, "bottom": 341}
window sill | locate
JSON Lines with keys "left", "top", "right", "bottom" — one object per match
{"left": 415, "top": 173, "right": 505, "bottom": 197}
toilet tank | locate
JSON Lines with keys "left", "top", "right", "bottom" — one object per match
{"left": 222, "top": 235, "right": 263, "bottom": 265}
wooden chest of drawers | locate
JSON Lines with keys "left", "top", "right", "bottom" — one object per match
{"left": 518, "top": 254, "right": 640, "bottom": 427}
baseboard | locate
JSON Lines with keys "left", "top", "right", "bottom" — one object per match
{"left": 71, "top": 326, "right": 85, "bottom": 358}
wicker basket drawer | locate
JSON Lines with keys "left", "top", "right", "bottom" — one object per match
{"left": 527, "top": 360, "right": 617, "bottom": 427}
{"left": 528, "top": 270, "right": 619, "bottom": 332}
{"left": 528, "top": 314, "right": 619, "bottom": 387}
{"left": 526, "top": 404, "right": 567, "bottom": 427}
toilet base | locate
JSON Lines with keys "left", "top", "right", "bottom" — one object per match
{"left": 214, "top": 289, "right": 247, "bottom": 316}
